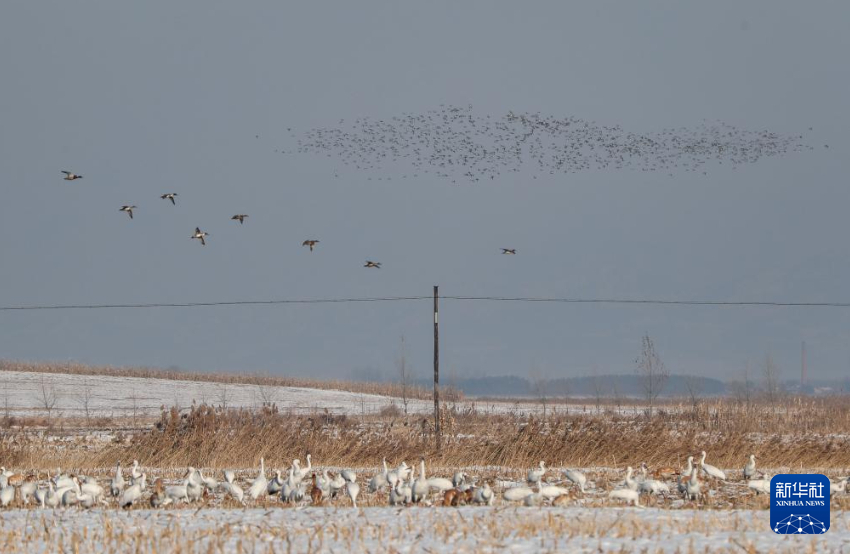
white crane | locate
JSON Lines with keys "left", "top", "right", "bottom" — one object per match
{"left": 412, "top": 460, "right": 429, "bottom": 503}
{"left": 562, "top": 468, "right": 587, "bottom": 493}
{"left": 472, "top": 483, "right": 494, "bottom": 506}
{"left": 608, "top": 488, "right": 641, "bottom": 507}
{"left": 247, "top": 458, "right": 268, "bottom": 500}
{"left": 748, "top": 474, "right": 771, "bottom": 495}
{"left": 503, "top": 485, "right": 534, "bottom": 502}
{"left": 369, "top": 459, "right": 390, "bottom": 492}
{"left": 344, "top": 472, "right": 360, "bottom": 508}
{"left": 267, "top": 470, "right": 284, "bottom": 496}
{"left": 527, "top": 461, "right": 546, "bottom": 485}
{"left": 220, "top": 470, "right": 244, "bottom": 503}
{"left": 119, "top": 484, "right": 142, "bottom": 508}
{"left": 624, "top": 466, "right": 638, "bottom": 491}
{"left": 110, "top": 462, "right": 125, "bottom": 497}
{"left": 685, "top": 467, "right": 701, "bottom": 501}
{"left": 743, "top": 454, "right": 758, "bottom": 480}
{"left": 699, "top": 451, "right": 726, "bottom": 480}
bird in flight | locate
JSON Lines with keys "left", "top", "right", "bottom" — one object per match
{"left": 302, "top": 240, "right": 320, "bottom": 252}
{"left": 231, "top": 214, "right": 248, "bottom": 224}
{"left": 160, "top": 193, "right": 178, "bottom": 205}
{"left": 501, "top": 248, "right": 517, "bottom": 255}
{"left": 61, "top": 171, "right": 83, "bottom": 181}
{"left": 191, "top": 227, "right": 209, "bottom": 246}
{"left": 364, "top": 261, "right": 382, "bottom": 269}
{"left": 119, "top": 205, "right": 137, "bottom": 219}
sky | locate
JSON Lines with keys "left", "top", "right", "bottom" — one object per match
{"left": 1, "top": 2, "right": 849, "bottom": 383}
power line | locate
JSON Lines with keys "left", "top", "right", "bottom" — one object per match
{"left": 0, "top": 296, "right": 431, "bottom": 311}
{"left": 444, "top": 296, "right": 850, "bottom": 307}
{"left": 2, "top": 294, "right": 850, "bottom": 311}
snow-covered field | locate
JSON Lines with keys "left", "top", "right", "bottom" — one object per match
{"left": 0, "top": 369, "right": 623, "bottom": 418}
{"left": 1, "top": 506, "right": 845, "bottom": 553}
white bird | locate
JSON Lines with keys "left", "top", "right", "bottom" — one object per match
{"left": 165, "top": 485, "right": 189, "bottom": 504}
{"left": 190, "top": 227, "right": 209, "bottom": 246}
{"left": 119, "top": 205, "right": 137, "bottom": 219}
{"left": 699, "top": 451, "right": 726, "bottom": 480}
{"left": 503, "top": 486, "right": 534, "bottom": 502}
{"left": 527, "top": 461, "right": 546, "bottom": 485}
{"left": 197, "top": 470, "right": 217, "bottom": 491}
{"left": 685, "top": 467, "right": 701, "bottom": 501}
{"left": 412, "top": 460, "right": 429, "bottom": 503}
{"left": 220, "top": 470, "right": 244, "bottom": 503}
{"left": 328, "top": 471, "right": 346, "bottom": 498}
{"left": 81, "top": 480, "right": 104, "bottom": 502}
{"left": 523, "top": 492, "right": 543, "bottom": 506}
{"left": 389, "top": 480, "right": 407, "bottom": 506}
{"left": 608, "top": 488, "right": 641, "bottom": 507}
{"left": 369, "top": 459, "right": 390, "bottom": 492}
{"left": 743, "top": 454, "right": 757, "bottom": 480}
{"left": 538, "top": 483, "right": 571, "bottom": 500}
{"left": 110, "top": 462, "right": 125, "bottom": 497}
{"left": 472, "top": 483, "right": 494, "bottom": 506}
{"left": 562, "top": 468, "right": 587, "bottom": 493}
{"left": 131, "top": 460, "right": 142, "bottom": 480}
{"left": 345, "top": 477, "right": 360, "bottom": 508}
{"left": 341, "top": 469, "right": 357, "bottom": 484}
{"left": 20, "top": 480, "right": 38, "bottom": 505}
{"left": 0, "top": 486, "right": 15, "bottom": 507}
{"left": 452, "top": 471, "right": 467, "bottom": 488}
{"left": 54, "top": 474, "right": 79, "bottom": 493}
{"left": 119, "top": 484, "right": 142, "bottom": 508}
{"left": 427, "top": 476, "right": 455, "bottom": 493}
{"left": 387, "top": 462, "right": 409, "bottom": 488}
{"left": 45, "top": 483, "right": 60, "bottom": 509}
{"left": 637, "top": 464, "right": 669, "bottom": 495}
{"left": 247, "top": 458, "right": 268, "bottom": 500}
{"left": 131, "top": 472, "right": 146, "bottom": 491}
{"left": 61, "top": 489, "right": 79, "bottom": 507}
{"left": 748, "top": 475, "right": 771, "bottom": 495}
{"left": 624, "top": 466, "right": 638, "bottom": 491}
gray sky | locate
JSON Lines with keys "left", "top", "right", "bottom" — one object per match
{"left": 1, "top": 2, "right": 849, "bottom": 382}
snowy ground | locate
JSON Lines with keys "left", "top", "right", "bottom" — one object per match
{"left": 0, "top": 369, "right": 623, "bottom": 418}
{"left": 1, "top": 506, "right": 846, "bottom": 553}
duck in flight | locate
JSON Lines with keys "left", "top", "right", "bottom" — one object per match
{"left": 119, "top": 206, "right": 136, "bottom": 219}
{"left": 501, "top": 248, "right": 516, "bottom": 255}
{"left": 160, "top": 193, "right": 178, "bottom": 205}
{"left": 231, "top": 214, "right": 248, "bottom": 224}
{"left": 302, "top": 240, "right": 319, "bottom": 252}
{"left": 61, "top": 171, "right": 83, "bottom": 181}
{"left": 364, "top": 261, "right": 381, "bottom": 269}
{"left": 191, "top": 227, "right": 209, "bottom": 246}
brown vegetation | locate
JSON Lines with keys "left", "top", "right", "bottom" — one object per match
{"left": 1, "top": 395, "right": 848, "bottom": 471}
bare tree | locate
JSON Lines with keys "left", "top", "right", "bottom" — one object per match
{"left": 529, "top": 366, "right": 548, "bottom": 419}
{"left": 762, "top": 354, "right": 782, "bottom": 405}
{"left": 129, "top": 388, "right": 140, "bottom": 427}
{"left": 635, "top": 334, "right": 669, "bottom": 417}
{"left": 591, "top": 373, "right": 604, "bottom": 414}
{"left": 397, "top": 335, "right": 411, "bottom": 416}
{"left": 216, "top": 384, "right": 230, "bottom": 409}
{"left": 730, "top": 362, "right": 754, "bottom": 410}
{"left": 76, "top": 379, "right": 94, "bottom": 426}
{"left": 256, "top": 383, "right": 278, "bottom": 407}
{"left": 36, "top": 375, "right": 59, "bottom": 428}
{"left": 683, "top": 375, "right": 703, "bottom": 418}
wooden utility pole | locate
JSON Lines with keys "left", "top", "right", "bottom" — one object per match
{"left": 433, "top": 285, "right": 440, "bottom": 452}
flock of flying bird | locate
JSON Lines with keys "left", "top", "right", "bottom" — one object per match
{"left": 1, "top": 451, "right": 846, "bottom": 510}
{"left": 288, "top": 105, "right": 814, "bottom": 183}
{"left": 60, "top": 165, "right": 520, "bottom": 265}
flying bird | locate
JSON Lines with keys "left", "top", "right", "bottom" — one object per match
{"left": 61, "top": 171, "right": 83, "bottom": 181}
{"left": 364, "top": 261, "right": 381, "bottom": 269}
{"left": 119, "top": 206, "right": 136, "bottom": 219}
{"left": 160, "top": 193, "right": 178, "bottom": 205}
{"left": 501, "top": 248, "right": 516, "bottom": 255}
{"left": 191, "top": 227, "right": 209, "bottom": 246}
{"left": 302, "top": 240, "right": 320, "bottom": 252}
{"left": 231, "top": 214, "right": 248, "bottom": 224}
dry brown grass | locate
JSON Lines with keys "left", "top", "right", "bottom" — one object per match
{"left": 3, "top": 395, "right": 849, "bottom": 472}
{"left": 0, "top": 359, "right": 462, "bottom": 402}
